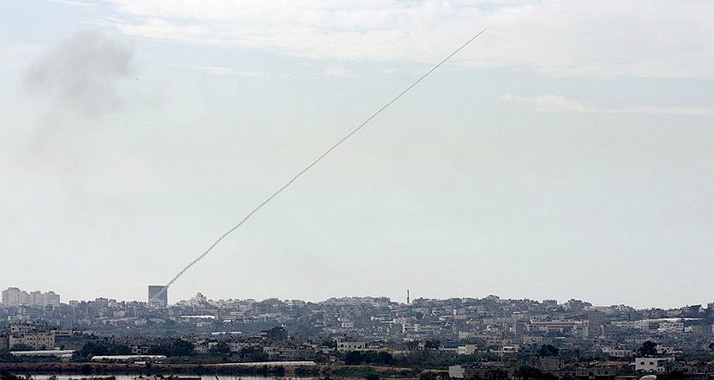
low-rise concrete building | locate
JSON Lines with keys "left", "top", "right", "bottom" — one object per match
{"left": 91, "top": 354, "right": 167, "bottom": 362}
{"left": 634, "top": 357, "right": 675, "bottom": 373}
{"left": 337, "top": 339, "right": 366, "bottom": 353}
{"left": 10, "top": 350, "right": 75, "bottom": 361}
{"left": 9, "top": 331, "right": 55, "bottom": 350}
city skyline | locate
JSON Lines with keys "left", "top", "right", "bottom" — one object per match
{"left": 0, "top": 285, "right": 711, "bottom": 311}
{"left": 1, "top": 285, "right": 712, "bottom": 378}
{"left": 1, "top": 1, "right": 712, "bottom": 309}
{"left": 1, "top": 286, "right": 60, "bottom": 308}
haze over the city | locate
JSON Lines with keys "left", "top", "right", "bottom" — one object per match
{"left": 0, "top": 0, "right": 712, "bottom": 309}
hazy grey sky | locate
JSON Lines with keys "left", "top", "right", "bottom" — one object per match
{"left": 1, "top": 0, "right": 712, "bottom": 309}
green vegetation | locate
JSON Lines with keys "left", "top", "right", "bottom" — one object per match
{"left": 148, "top": 339, "right": 195, "bottom": 357}
{"left": 0, "top": 372, "right": 22, "bottom": 380}
{"left": 333, "top": 365, "right": 379, "bottom": 378}
{"left": 537, "top": 344, "right": 559, "bottom": 357}
{"left": 0, "top": 375, "right": 115, "bottom": 380}
{"left": 418, "top": 370, "right": 449, "bottom": 380}
{"left": 515, "top": 366, "right": 557, "bottom": 380}
{"left": 208, "top": 341, "right": 230, "bottom": 356}
{"left": 343, "top": 351, "right": 394, "bottom": 366}
{"left": 80, "top": 342, "right": 130, "bottom": 358}
{"left": 637, "top": 341, "right": 658, "bottom": 357}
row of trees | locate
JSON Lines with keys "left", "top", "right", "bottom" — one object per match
{"left": 79, "top": 339, "right": 195, "bottom": 358}
{"left": 343, "top": 351, "right": 395, "bottom": 365}
{"left": 79, "top": 342, "right": 131, "bottom": 357}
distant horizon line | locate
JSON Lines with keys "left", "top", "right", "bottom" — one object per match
{"left": 2, "top": 286, "right": 712, "bottom": 311}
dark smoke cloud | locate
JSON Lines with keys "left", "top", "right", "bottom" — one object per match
{"left": 25, "top": 31, "right": 135, "bottom": 118}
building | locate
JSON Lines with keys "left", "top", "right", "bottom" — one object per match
{"left": 449, "top": 365, "right": 468, "bottom": 379}
{"left": 336, "top": 339, "right": 366, "bottom": 353}
{"left": 658, "top": 322, "right": 684, "bottom": 333}
{"left": 458, "top": 344, "right": 478, "bottom": 355}
{"left": 635, "top": 357, "right": 675, "bottom": 373}
{"left": 9, "top": 331, "right": 56, "bottom": 350}
{"left": 529, "top": 320, "right": 589, "bottom": 338}
{"left": 449, "top": 363, "right": 513, "bottom": 379}
{"left": 43, "top": 291, "right": 61, "bottom": 306}
{"left": 91, "top": 354, "right": 167, "bottom": 362}
{"left": 29, "top": 291, "right": 43, "bottom": 306}
{"left": 10, "top": 350, "right": 75, "bottom": 361}
{"left": 588, "top": 310, "right": 606, "bottom": 338}
{"left": 2, "top": 287, "right": 23, "bottom": 306}
{"left": 148, "top": 285, "right": 168, "bottom": 307}
{"left": 601, "top": 347, "right": 635, "bottom": 358}
{"left": 2, "top": 287, "right": 60, "bottom": 307}
{"left": 261, "top": 326, "right": 288, "bottom": 341}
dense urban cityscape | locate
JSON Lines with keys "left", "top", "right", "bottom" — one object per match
{"left": 1, "top": 286, "right": 713, "bottom": 380}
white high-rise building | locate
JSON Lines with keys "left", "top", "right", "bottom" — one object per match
{"left": 44, "top": 291, "right": 60, "bottom": 306}
{"left": 1, "top": 287, "right": 61, "bottom": 307}
{"left": 1, "top": 287, "right": 22, "bottom": 306}
{"left": 29, "top": 291, "right": 43, "bottom": 306}
{"left": 18, "top": 290, "right": 30, "bottom": 305}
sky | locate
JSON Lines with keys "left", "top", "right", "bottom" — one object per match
{"left": 0, "top": 0, "right": 712, "bottom": 309}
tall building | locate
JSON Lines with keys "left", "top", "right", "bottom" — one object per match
{"left": 44, "top": 291, "right": 61, "bottom": 306}
{"left": 2, "top": 287, "right": 59, "bottom": 307}
{"left": 588, "top": 310, "right": 606, "bottom": 339}
{"left": 148, "top": 285, "right": 168, "bottom": 307}
{"left": 29, "top": 291, "right": 43, "bottom": 306}
{"left": 1, "top": 287, "right": 21, "bottom": 306}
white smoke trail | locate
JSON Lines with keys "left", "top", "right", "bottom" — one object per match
{"left": 149, "top": 28, "right": 487, "bottom": 305}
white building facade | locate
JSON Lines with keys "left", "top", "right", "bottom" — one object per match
{"left": 2, "top": 287, "right": 60, "bottom": 307}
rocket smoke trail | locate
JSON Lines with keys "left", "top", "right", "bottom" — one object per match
{"left": 149, "top": 28, "right": 487, "bottom": 305}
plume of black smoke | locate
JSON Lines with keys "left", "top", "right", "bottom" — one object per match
{"left": 21, "top": 31, "right": 136, "bottom": 185}
{"left": 18, "top": 32, "right": 136, "bottom": 236}
{"left": 25, "top": 31, "right": 134, "bottom": 119}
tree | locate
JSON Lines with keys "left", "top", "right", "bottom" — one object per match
{"left": 419, "top": 371, "right": 448, "bottom": 380}
{"left": 148, "top": 344, "right": 172, "bottom": 356}
{"left": 637, "top": 341, "right": 658, "bottom": 357}
{"left": 538, "top": 344, "right": 559, "bottom": 357}
{"left": 0, "top": 350, "right": 15, "bottom": 363}
{"left": 80, "top": 342, "right": 109, "bottom": 358}
{"left": 238, "top": 346, "right": 268, "bottom": 362}
{"left": 273, "top": 366, "right": 286, "bottom": 377}
{"left": 209, "top": 341, "right": 230, "bottom": 356}
{"left": 170, "top": 339, "right": 195, "bottom": 356}
{"left": 375, "top": 351, "right": 394, "bottom": 365}
{"left": 515, "top": 366, "right": 557, "bottom": 380}
{"left": 489, "top": 369, "right": 509, "bottom": 380}
{"left": 1, "top": 372, "right": 20, "bottom": 380}
{"left": 361, "top": 351, "right": 394, "bottom": 365}
{"left": 8, "top": 344, "right": 33, "bottom": 352}
{"left": 344, "top": 351, "right": 364, "bottom": 365}
{"left": 109, "top": 344, "right": 131, "bottom": 355}
{"left": 424, "top": 339, "right": 441, "bottom": 350}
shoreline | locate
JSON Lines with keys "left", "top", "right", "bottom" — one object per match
{"left": 0, "top": 363, "right": 417, "bottom": 379}
{"left": 0, "top": 363, "right": 325, "bottom": 377}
